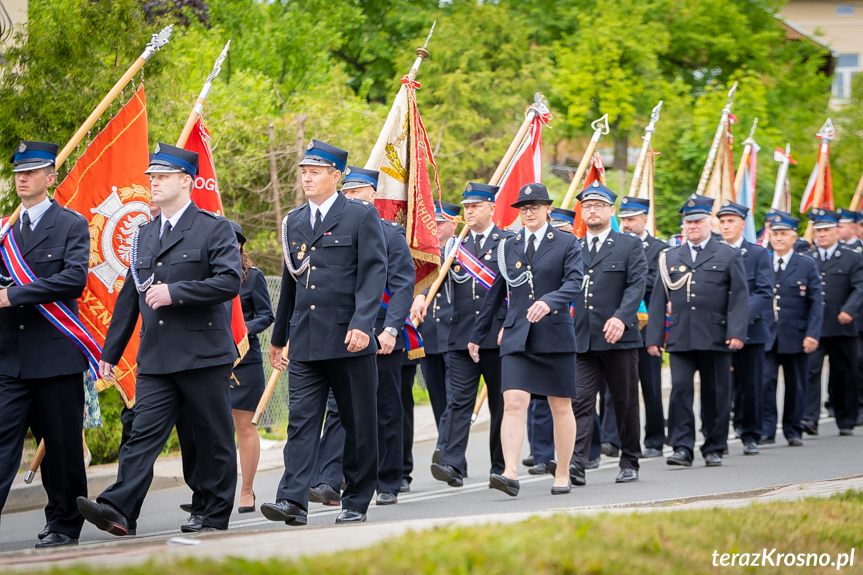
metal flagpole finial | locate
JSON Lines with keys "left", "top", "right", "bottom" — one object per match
{"left": 644, "top": 101, "right": 663, "bottom": 134}
{"left": 531, "top": 92, "right": 550, "bottom": 118}
{"left": 744, "top": 117, "right": 758, "bottom": 145}
{"left": 818, "top": 118, "right": 835, "bottom": 141}
{"left": 726, "top": 81, "right": 738, "bottom": 106}
{"left": 142, "top": 24, "right": 174, "bottom": 61}
{"left": 206, "top": 40, "right": 231, "bottom": 84}
{"left": 785, "top": 143, "right": 791, "bottom": 157}
{"left": 592, "top": 113, "right": 610, "bottom": 135}
{"left": 423, "top": 21, "right": 436, "bottom": 49}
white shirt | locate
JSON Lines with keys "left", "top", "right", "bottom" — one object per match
{"left": 309, "top": 192, "right": 339, "bottom": 229}
{"left": 524, "top": 222, "right": 549, "bottom": 254}
{"left": 773, "top": 250, "right": 793, "bottom": 273}
{"left": 688, "top": 237, "right": 710, "bottom": 262}
{"left": 727, "top": 236, "right": 744, "bottom": 249}
{"left": 818, "top": 243, "right": 838, "bottom": 262}
{"left": 586, "top": 226, "right": 612, "bottom": 255}
{"left": 20, "top": 197, "right": 52, "bottom": 231}
{"left": 160, "top": 200, "right": 192, "bottom": 238}
{"left": 471, "top": 223, "right": 495, "bottom": 252}
{"left": 639, "top": 231, "right": 649, "bottom": 241}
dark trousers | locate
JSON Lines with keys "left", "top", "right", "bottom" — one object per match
{"left": 100, "top": 365, "right": 236, "bottom": 529}
{"left": 419, "top": 352, "right": 451, "bottom": 448}
{"left": 731, "top": 343, "right": 765, "bottom": 443}
{"left": 527, "top": 398, "right": 554, "bottom": 464}
{"left": 400, "top": 361, "right": 418, "bottom": 483}
{"left": 804, "top": 336, "right": 859, "bottom": 430}
{"left": 638, "top": 343, "right": 666, "bottom": 450}
{"left": 279, "top": 356, "right": 378, "bottom": 513}
{"left": 315, "top": 392, "right": 345, "bottom": 490}
{"left": 571, "top": 349, "right": 641, "bottom": 471}
{"left": 667, "top": 351, "right": 731, "bottom": 458}
{"left": 761, "top": 349, "right": 807, "bottom": 440}
{"left": 439, "top": 349, "right": 504, "bottom": 475}
{"left": 590, "top": 413, "right": 602, "bottom": 461}
{"left": 0, "top": 374, "right": 86, "bottom": 538}
{"left": 599, "top": 384, "right": 621, "bottom": 447}
{"left": 858, "top": 336, "right": 863, "bottom": 410}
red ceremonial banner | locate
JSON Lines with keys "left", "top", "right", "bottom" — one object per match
{"left": 54, "top": 85, "right": 150, "bottom": 406}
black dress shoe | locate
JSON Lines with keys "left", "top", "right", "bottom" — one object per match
{"left": 260, "top": 500, "right": 308, "bottom": 526}
{"left": 238, "top": 493, "right": 256, "bottom": 514}
{"left": 839, "top": 428, "right": 854, "bottom": 436}
{"left": 179, "top": 503, "right": 193, "bottom": 513}
{"left": 642, "top": 448, "right": 663, "bottom": 458}
{"left": 309, "top": 483, "right": 341, "bottom": 506}
{"left": 551, "top": 480, "right": 571, "bottom": 495}
{"left": 430, "top": 463, "right": 464, "bottom": 487}
{"left": 704, "top": 452, "right": 723, "bottom": 467}
{"left": 528, "top": 461, "right": 557, "bottom": 476}
{"left": 76, "top": 497, "right": 130, "bottom": 536}
{"left": 399, "top": 479, "right": 411, "bottom": 493}
{"left": 569, "top": 465, "right": 586, "bottom": 486}
{"left": 856, "top": 413, "right": 863, "bottom": 427}
{"left": 376, "top": 492, "right": 398, "bottom": 505}
{"left": 197, "top": 526, "right": 226, "bottom": 533}
{"left": 489, "top": 474, "right": 520, "bottom": 497}
{"left": 38, "top": 524, "right": 50, "bottom": 540}
{"left": 522, "top": 455, "right": 535, "bottom": 467}
{"left": 35, "top": 532, "right": 78, "bottom": 548}
{"left": 585, "top": 457, "right": 600, "bottom": 469}
{"left": 666, "top": 449, "right": 692, "bottom": 467}
{"left": 722, "top": 447, "right": 729, "bottom": 455}
{"left": 181, "top": 514, "right": 203, "bottom": 533}
{"left": 787, "top": 436, "right": 804, "bottom": 447}
{"left": 743, "top": 442, "right": 759, "bottom": 455}
{"left": 802, "top": 420, "right": 818, "bottom": 436}
{"left": 615, "top": 468, "right": 638, "bottom": 483}
{"left": 757, "top": 437, "right": 775, "bottom": 445}
{"left": 335, "top": 509, "right": 367, "bottom": 523}
{"left": 600, "top": 443, "right": 620, "bottom": 457}
{"left": 432, "top": 449, "right": 441, "bottom": 465}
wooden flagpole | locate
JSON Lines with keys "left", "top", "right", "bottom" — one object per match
{"left": 559, "top": 114, "right": 610, "bottom": 210}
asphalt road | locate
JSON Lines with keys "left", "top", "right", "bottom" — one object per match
{"left": 1, "top": 417, "right": 860, "bottom": 553}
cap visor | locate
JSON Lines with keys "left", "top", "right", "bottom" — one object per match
{"left": 510, "top": 199, "right": 554, "bottom": 208}
{"left": 11, "top": 160, "right": 53, "bottom": 173}
{"left": 299, "top": 158, "right": 336, "bottom": 168}
{"left": 618, "top": 209, "right": 646, "bottom": 217}
{"left": 682, "top": 213, "right": 710, "bottom": 222}
{"left": 341, "top": 181, "right": 372, "bottom": 191}
{"left": 813, "top": 222, "right": 838, "bottom": 229}
{"left": 461, "top": 197, "right": 492, "bottom": 205}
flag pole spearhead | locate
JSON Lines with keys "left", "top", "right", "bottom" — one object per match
{"left": 141, "top": 24, "right": 174, "bottom": 61}
{"left": 423, "top": 21, "right": 436, "bottom": 49}
{"left": 206, "top": 40, "right": 231, "bottom": 84}
{"left": 724, "top": 81, "right": 738, "bottom": 111}
{"left": 592, "top": 113, "right": 610, "bottom": 136}
{"left": 409, "top": 21, "right": 436, "bottom": 79}
{"left": 744, "top": 117, "right": 758, "bottom": 146}
{"left": 818, "top": 117, "right": 835, "bottom": 142}
{"left": 529, "top": 92, "right": 551, "bottom": 120}
{"left": 644, "top": 100, "right": 663, "bottom": 135}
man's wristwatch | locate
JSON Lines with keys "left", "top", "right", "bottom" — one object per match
{"left": 384, "top": 327, "right": 398, "bottom": 337}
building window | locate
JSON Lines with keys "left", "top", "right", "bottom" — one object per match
{"left": 836, "top": 5, "right": 855, "bottom": 16}
{"left": 833, "top": 54, "right": 860, "bottom": 100}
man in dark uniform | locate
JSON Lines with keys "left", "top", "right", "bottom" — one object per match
{"left": 801, "top": 208, "right": 863, "bottom": 436}
{"left": 717, "top": 201, "right": 773, "bottom": 455}
{"left": 431, "top": 183, "right": 511, "bottom": 488}
{"left": 760, "top": 211, "right": 822, "bottom": 446}
{"left": 569, "top": 182, "right": 647, "bottom": 486}
{"left": 618, "top": 196, "right": 667, "bottom": 458}
{"left": 646, "top": 194, "right": 749, "bottom": 467}
{"left": 262, "top": 141, "right": 386, "bottom": 525}
{"left": 411, "top": 200, "right": 460, "bottom": 469}
{"left": 837, "top": 209, "right": 863, "bottom": 426}
{"left": 308, "top": 166, "right": 413, "bottom": 507}
{"left": 762, "top": 210, "right": 811, "bottom": 254}
{"left": 78, "top": 144, "right": 241, "bottom": 535}
{"left": 0, "top": 141, "right": 89, "bottom": 548}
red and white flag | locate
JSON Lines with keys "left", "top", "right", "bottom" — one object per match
{"left": 494, "top": 98, "right": 551, "bottom": 229}
{"left": 571, "top": 153, "right": 607, "bottom": 237}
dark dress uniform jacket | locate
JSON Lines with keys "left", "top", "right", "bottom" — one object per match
{"left": 805, "top": 245, "right": 863, "bottom": 337}
{"left": 448, "top": 226, "right": 512, "bottom": 350}
{"left": 237, "top": 267, "right": 275, "bottom": 366}
{"left": 375, "top": 220, "right": 415, "bottom": 351}
{"left": 642, "top": 234, "right": 667, "bottom": 303}
{"left": 738, "top": 240, "right": 774, "bottom": 345}
{"left": 646, "top": 238, "right": 749, "bottom": 352}
{"left": 471, "top": 226, "right": 583, "bottom": 355}
{"left": 0, "top": 201, "right": 89, "bottom": 379}
{"left": 272, "top": 193, "right": 387, "bottom": 360}
{"left": 102, "top": 203, "right": 242, "bottom": 373}
{"left": 419, "top": 247, "right": 453, "bottom": 355}
{"left": 575, "top": 231, "right": 647, "bottom": 352}
{"left": 767, "top": 252, "right": 823, "bottom": 354}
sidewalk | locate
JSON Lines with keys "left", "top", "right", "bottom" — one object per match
{"left": 5, "top": 401, "right": 472, "bottom": 514}
{"left": 2, "top": 474, "right": 860, "bottom": 572}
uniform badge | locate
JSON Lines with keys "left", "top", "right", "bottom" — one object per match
{"left": 546, "top": 232, "right": 554, "bottom": 239}
{"left": 678, "top": 265, "right": 686, "bottom": 272}
{"left": 592, "top": 181, "right": 600, "bottom": 188}
{"left": 670, "top": 266, "right": 675, "bottom": 272}
{"left": 484, "top": 253, "right": 491, "bottom": 260}
{"left": 466, "top": 183, "right": 473, "bottom": 192}
{"left": 492, "top": 233, "right": 499, "bottom": 240}
{"left": 774, "top": 214, "right": 782, "bottom": 223}
{"left": 723, "top": 200, "right": 731, "bottom": 206}
{"left": 516, "top": 261, "right": 522, "bottom": 269}
{"left": 462, "top": 236, "right": 469, "bottom": 244}
{"left": 643, "top": 241, "right": 649, "bottom": 249}
{"left": 18, "top": 142, "right": 26, "bottom": 153}
{"left": 454, "top": 265, "right": 461, "bottom": 272}
{"left": 836, "top": 250, "right": 841, "bottom": 258}
{"left": 516, "top": 234, "right": 522, "bottom": 241}
{"left": 525, "top": 186, "right": 532, "bottom": 195}
{"left": 687, "top": 199, "right": 695, "bottom": 207}
{"left": 298, "top": 243, "right": 307, "bottom": 260}
{"left": 306, "top": 141, "right": 314, "bottom": 150}
{"left": 622, "top": 197, "right": 629, "bottom": 204}
{"left": 345, "top": 167, "right": 351, "bottom": 176}
{"left": 154, "top": 143, "right": 161, "bottom": 154}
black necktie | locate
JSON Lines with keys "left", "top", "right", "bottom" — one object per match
{"left": 776, "top": 257, "right": 785, "bottom": 276}
{"left": 20, "top": 211, "right": 31, "bottom": 245}
{"left": 589, "top": 236, "right": 599, "bottom": 259}
{"left": 693, "top": 244, "right": 703, "bottom": 261}
{"left": 821, "top": 249, "right": 827, "bottom": 262}
{"left": 526, "top": 234, "right": 536, "bottom": 261}
{"left": 161, "top": 221, "right": 172, "bottom": 248}
{"left": 474, "top": 234, "right": 484, "bottom": 258}
{"left": 313, "top": 209, "right": 322, "bottom": 234}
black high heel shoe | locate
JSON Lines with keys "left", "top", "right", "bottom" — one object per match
{"left": 238, "top": 493, "right": 256, "bottom": 514}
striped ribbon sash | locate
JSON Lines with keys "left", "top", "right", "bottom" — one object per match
{"left": 0, "top": 216, "right": 102, "bottom": 379}
{"left": 381, "top": 288, "right": 424, "bottom": 358}
{"left": 455, "top": 243, "right": 495, "bottom": 289}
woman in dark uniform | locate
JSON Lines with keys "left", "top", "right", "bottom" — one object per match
{"left": 229, "top": 221, "right": 275, "bottom": 512}
{"left": 469, "top": 184, "right": 582, "bottom": 496}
